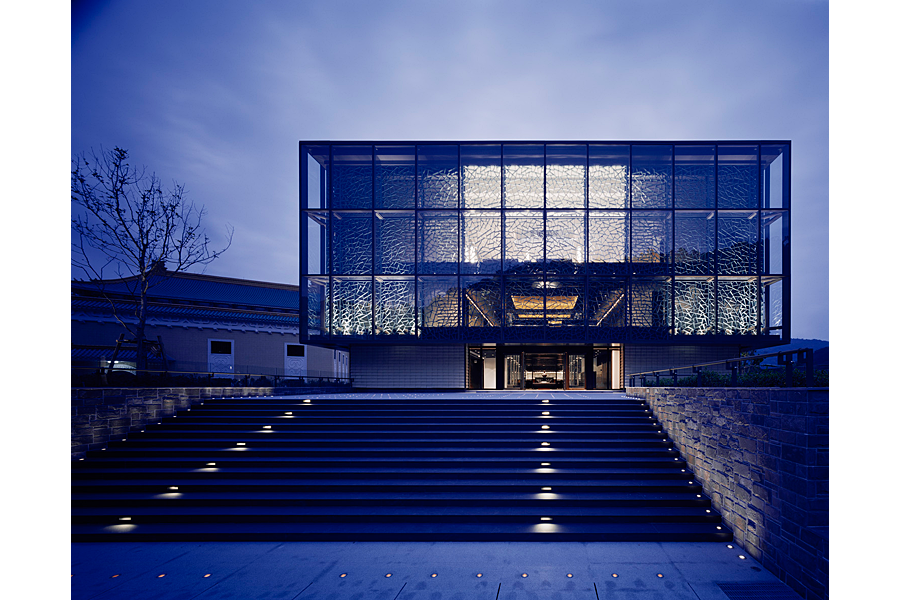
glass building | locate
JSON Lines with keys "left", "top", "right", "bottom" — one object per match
{"left": 301, "top": 141, "right": 790, "bottom": 390}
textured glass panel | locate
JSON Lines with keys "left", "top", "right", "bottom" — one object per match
{"left": 302, "top": 145, "right": 329, "bottom": 209}
{"left": 630, "top": 278, "right": 672, "bottom": 340}
{"left": 332, "top": 146, "right": 372, "bottom": 209}
{"left": 632, "top": 145, "right": 672, "bottom": 209}
{"left": 375, "top": 278, "right": 415, "bottom": 336}
{"left": 718, "top": 145, "right": 759, "bottom": 209}
{"left": 503, "top": 145, "right": 544, "bottom": 209}
{"left": 717, "top": 278, "right": 759, "bottom": 335}
{"left": 332, "top": 277, "right": 372, "bottom": 338}
{"left": 589, "top": 145, "right": 629, "bottom": 209}
{"left": 631, "top": 211, "right": 672, "bottom": 275}
{"left": 303, "top": 211, "right": 328, "bottom": 275}
{"left": 588, "top": 211, "right": 628, "bottom": 275}
{"left": 675, "top": 145, "right": 715, "bottom": 209}
{"left": 332, "top": 212, "right": 372, "bottom": 274}
{"left": 461, "top": 145, "right": 501, "bottom": 208}
{"left": 545, "top": 278, "right": 585, "bottom": 342}
{"left": 461, "top": 275, "right": 502, "bottom": 339}
{"left": 461, "top": 210, "right": 502, "bottom": 275}
{"left": 586, "top": 278, "right": 626, "bottom": 341}
{"left": 761, "top": 145, "right": 787, "bottom": 209}
{"left": 504, "top": 277, "right": 544, "bottom": 342}
{"left": 374, "top": 211, "right": 414, "bottom": 274}
{"left": 418, "top": 276, "right": 459, "bottom": 340}
{"left": 418, "top": 211, "right": 458, "bottom": 274}
{"left": 503, "top": 210, "right": 544, "bottom": 273}
{"left": 718, "top": 211, "right": 760, "bottom": 275}
{"left": 674, "top": 211, "right": 715, "bottom": 275}
{"left": 417, "top": 145, "right": 458, "bottom": 208}
{"left": 375, "top": 146, "right": 415, "bottom": 209}
{"left": 546, "top": 210, "right": 585, "bottom": 275}
{"left": 674, "top": 278, "right": 714, "bottom": 335}
{"left": 305, "top": 277, "right": 328, "bottom": 337}
{"left": 546, "top": 145, "right": 586, "bottom": 209}
{"left": 762, "top": 211, "right": 786, "bottom": 275}
{"left": 764, "top": 278, "right": 783, "bottom": 333}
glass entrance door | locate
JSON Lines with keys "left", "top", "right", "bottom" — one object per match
{"left": 524, "top": 353, "right": 565, "bottom": 389}
{"left": 505, "top": 353, "right": 522, "bottom": 389}
{"left": 567, "top": 353, "right": 586, "bottom": 389}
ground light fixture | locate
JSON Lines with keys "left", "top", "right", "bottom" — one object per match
{"left": 542, "top": 487, "right": 552, "bottom": 491}
{"left": 567, "top": 574, "right": 573, "bottom": 578}
{"left": 431, "top": 573, "right": 437, "bottom": 578}
{"left": 739, "top": 555, "right": 746, "bottom": 560}
{"left": 340, "top": 574, "right": 347, "bottom": 578}
{"left": 476, "top": 573, "right": 483, "bottom": 578}
{"left": 657, "top": 574, "right": 664, "bottom": 578}
{"left": 522, "top": 573, "right": 528, "bottom": 578}
{"left": 204, "top": 574, "right": 211, "bottom": 578}
{"left": 541, "top": 442, "right": 550, "bottom": 446}
{"left": 542, "top": 425, "right": 550, "bottom": 429}
{"left": 612, "top": 574, "right": 618, "bottom": 578}
{"left": 541, "top": 462, "right": 550, "bottom": 466}
{"left": 385, "top": 573, "right": 392, "bottom": 578}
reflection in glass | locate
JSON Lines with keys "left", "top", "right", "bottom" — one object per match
{"left": 503, "top": 145, "right": 544, "bottom": 209}
{"left": 332, "top": 146, "right": 372, "bottom": 209}
{"left": 418, "top": 145, "right": 459, "bottom": 208}
{"left": 461, "top": 145, "right": 501, "bottom": 208}
{"left": 718, "top": 145, "right": 759, "bottom": 209}
{"left": 375, "top": 146, "right": 415, "bottom": 209}
{"left": 675, "top": 145, "right": 714, "bottom": 209}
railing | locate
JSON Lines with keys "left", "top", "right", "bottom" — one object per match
{"left": 71, "top": 365, "right": 352, "bottom": 389}
{"left": 627, "top": 348, "right": 822, "bottom": 388}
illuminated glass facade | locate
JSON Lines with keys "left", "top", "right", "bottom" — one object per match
{"left": 301, "top": 142, "right": 789, "bottom": 348}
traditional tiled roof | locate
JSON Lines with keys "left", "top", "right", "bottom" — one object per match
{"left": 71, "top": 271, "right": 299, "bottom": 311}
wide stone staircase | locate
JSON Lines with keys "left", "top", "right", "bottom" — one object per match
{"left": 71, "top": 392, "right": 732, "bottom": 542}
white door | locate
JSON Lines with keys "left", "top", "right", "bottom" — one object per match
{"left": 285, "top": 343, "right": 307, "bottom": 378}
{"left": 208, "top": 339, "right": 234, "bottom": 374}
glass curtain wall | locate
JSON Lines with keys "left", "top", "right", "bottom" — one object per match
{"left": 301, "top": 142, "right": 790, "bottom": 344}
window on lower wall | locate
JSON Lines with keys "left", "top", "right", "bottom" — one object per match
{"left": 286, "top": 344, "right": 305, "bottom": 357}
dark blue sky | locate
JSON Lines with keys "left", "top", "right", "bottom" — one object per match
{"left": 70, "top": 0, "right": 829, "bottom": 340}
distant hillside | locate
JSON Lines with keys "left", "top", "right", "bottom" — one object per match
{"left": 758, "top": 338, "right": 829, "bottom": 366}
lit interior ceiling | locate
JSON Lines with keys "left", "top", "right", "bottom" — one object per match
{"left": 511, "top": 296, "right": 577, "bottom": 311}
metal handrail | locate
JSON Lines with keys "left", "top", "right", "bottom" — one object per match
{"left": 626, "top": 348, "right": 816, "bottom": 388}
{"left": 71, "top": 365, "right": 352, "bottom": 389}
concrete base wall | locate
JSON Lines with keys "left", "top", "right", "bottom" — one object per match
{"left": 71, "top": 386, "right": 342, "bottom": 459}
{"left": 627, "top": 386, "right": 828, "bottom": 600}
{"left": 350, "top": 345, "right": 466, "bottom": 388}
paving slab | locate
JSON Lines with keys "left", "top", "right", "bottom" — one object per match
{"left": 71, "top": 541, "right": 794, "bottom": 600}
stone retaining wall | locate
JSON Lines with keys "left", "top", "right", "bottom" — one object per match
{"left": 627, "top": 386, "right": 828, "bottom": 600}
{"left": 71, "top": 386, "right": 342, "bottom": 459}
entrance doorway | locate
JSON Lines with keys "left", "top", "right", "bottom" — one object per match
{"left": 467, "top": 345, "right": 620, "bottom": 390}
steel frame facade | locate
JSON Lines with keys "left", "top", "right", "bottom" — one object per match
{"left": 300, "top": 141, "right": 790, "bottom": 349}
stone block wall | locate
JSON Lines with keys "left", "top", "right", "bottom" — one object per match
{"left": 627, "top": 386, "right": 828, "bottom": 600}
{"left": 71, "top": 386, "right": 340, "bottom": 459}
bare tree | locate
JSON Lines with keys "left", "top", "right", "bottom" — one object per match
{"left": 72, "top": 147, "right": 233, "bottom": 371}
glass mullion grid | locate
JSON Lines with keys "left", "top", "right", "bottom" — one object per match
{"left": 370, "top": 145, "right": 375, "bottom": 340}
{"left": 670, "top": 145, "right": 675, "bottom": 336}
{"left": 328, "top": 144, "right": 334, "bottom": 338}
{"left": 713, "top": 144, "right": 719, "bottom": 334}
{"left": 500, "top": 144, "right": 506, "bottom": 343}
{"left": 756, "top": 143, "right": 762, "bottom": 335}
{"left": 414, "top": 147, "right": 418, "bottom": 337}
